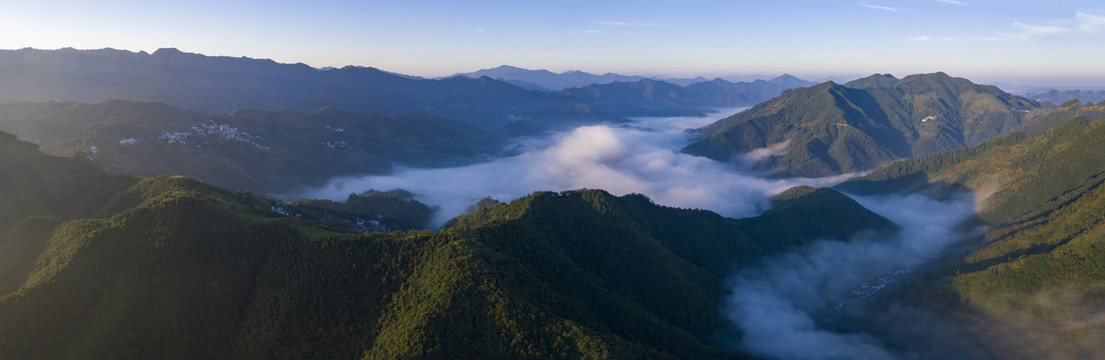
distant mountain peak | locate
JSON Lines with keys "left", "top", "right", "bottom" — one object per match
{"left": 767, "top": 74, "right": 816, "bottom": 88}
{"left": 844, "top": 73, "right": 902, "bottom": 88}
{"left": 686, "top": 72, "right": 1042, "bottom": 177}
{"left": 152, "top": 47, "right": 184, "bottom": 56}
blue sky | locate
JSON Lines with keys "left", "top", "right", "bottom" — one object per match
{"left": 2, "top": 1, "right": 1105, "bottom": 86}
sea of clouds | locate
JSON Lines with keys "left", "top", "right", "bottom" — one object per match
{"left": 301, "top": 109, "right": 852, "bottom": 226}
{"left": 301, "top": 108, "right": 989, "bottom": 358}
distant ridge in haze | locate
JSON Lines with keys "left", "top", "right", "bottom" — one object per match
{"left": 0, "top": 48, "right": 622, "bottom": 130}
{"left": 452, "top": 65, "right": 649, "bottom": 90}
{"left": 1024, "top": 89, "right": 1105, "bottom": 105}
{"left": 557, "top": 75, "right": 816, "bottom": 117}
{"left": 453, "top": 65, "right": 815, "bottom": 91}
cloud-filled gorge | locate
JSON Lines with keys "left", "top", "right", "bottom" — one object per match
{"left": 301, "top": 109, "right": 853, "bottom": 226}
{"left": 301, "top": 109, "right": 991, "bottom": 358}
{"left": 724, "top": 192, "right": 989, "bottom": 359}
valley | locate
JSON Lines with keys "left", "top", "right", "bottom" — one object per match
{"left": 1, "top": 45, "right": 1105, "bottom": 360}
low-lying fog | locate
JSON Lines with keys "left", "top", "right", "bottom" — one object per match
{"left": 725, "top": 191, "right": 989, "bottom": 359}
{"left": 301, "top": 108, "right": 989, "bottom": 358}
{"left": 301, "top": 108, "right": 853, "bottom": 226}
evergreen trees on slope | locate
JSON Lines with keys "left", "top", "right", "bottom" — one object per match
{"left": 684, "top": 72, "right": 1042, "bottom": 177}
{"left": 837, "top": 114, "right": 1105, "bottom": 358}
{"left": 0, "top": 131, "right": 894, "bottom": 359}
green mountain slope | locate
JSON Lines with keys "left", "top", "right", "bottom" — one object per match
{"left": 837, "top": 114, "right": 1105, "bottom": 358}
{"left": 0, "top": 100, "right": 505, "bottom": 194}
{"left": 0, "top": 131, "right": 134, "bottom": 233}
{"left": 1015, "top": 99, "right": 1105, "bottom": 137}
{"left": 737, "top": 186, "right": 898, "bottom": 251}
{"left": 0, "top": 132, "right": 896, "bottom": 359}
{"left": 684, "top": 73, "right": 1041, "bottom": 177}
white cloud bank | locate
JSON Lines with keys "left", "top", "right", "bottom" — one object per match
{"left": 723, "top": 191, "right": 987, "bottom": 359}
{"left": 299, "top": 109, "right": 853, "bottom": 226}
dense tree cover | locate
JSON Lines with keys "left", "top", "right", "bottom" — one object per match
{"left": 838, "top": 114, "right": 1105, "bottom": 357}
{"left": 684, "top": 72, "right": 1043, "bottom": 177}
{"left": 0, "top": 132, "right": 896, "bottom": 359}
{"left": 737, "top": 186, "right": 898, "bottom": 252}
{"left": 0, "top": 100, "right": 507, "bottom": 194}
{"left": 0, "top": 130, "right": 136, "bottom": 236}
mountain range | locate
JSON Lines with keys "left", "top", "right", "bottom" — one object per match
{"left": 6, "top": 47, "right": 1105, "bottom": 359}
{"left": 5, "top": 85, "right": 1104, "bottom": 358}
{"left": 452, "top": 65, "right": 814, "bottom": 92}
{"left": 0, "top": 130, "right": 890, "bottom": 359}
{"left": 1024, "top": 89, "right": 1105, "bottom": 106}
{"left": 0, "top": 48, "right": 812, "bottom": 131}
{"left": 0, "top": 48, "right": 621, "bottom": 130}
{"left": 452, "top": 65, "right": 651, "bottom": 90}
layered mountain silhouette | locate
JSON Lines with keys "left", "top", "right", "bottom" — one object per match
{"left": 684, "top": 72, "right": 1042, "bottom": 176}
{"left": 453, "top": 65, "right": 650, "bottom": 90}
{"left": 0, "top": 48, "right": 624, "bottom": 130}
{"left": 454, "top": 65, "right": 814, "bottom": 91}
{"left": 1025, "top": 89, "right": 1105, "bottom": 105}
{"left": 0, "top": 48, "right": 821, "bottom": 132}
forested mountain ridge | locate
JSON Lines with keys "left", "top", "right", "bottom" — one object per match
{"left": 684, "top": 72, "right": 1042, "bottom": 177}
{"left": 837, "top": 114, "right": 1105, "bottom": 358}
{"left": 0, "top": 100, "right": 507, "bottom": 194}
{"left": 0, "top": 130, "right": 897, "bottom": 359}
{"left": 1014, "top": 98, "right": 1105, "bottom": 137}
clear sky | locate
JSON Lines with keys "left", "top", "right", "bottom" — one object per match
{"left": 2, "top": 0, "right": 1105, "bottom": 86}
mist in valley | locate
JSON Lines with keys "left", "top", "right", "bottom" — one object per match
{"left": 723, "top": 191, "right": 995, "bottom": 359}
{"left": 301, "top": 109, "right": 1002, "bottom": 358}
{"left": 301, "top": 108, "right": 855, "bottom": 226}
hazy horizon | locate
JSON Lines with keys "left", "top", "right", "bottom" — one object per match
{"left": 3, "top": 1, "right": 1105, "bottom": 88}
